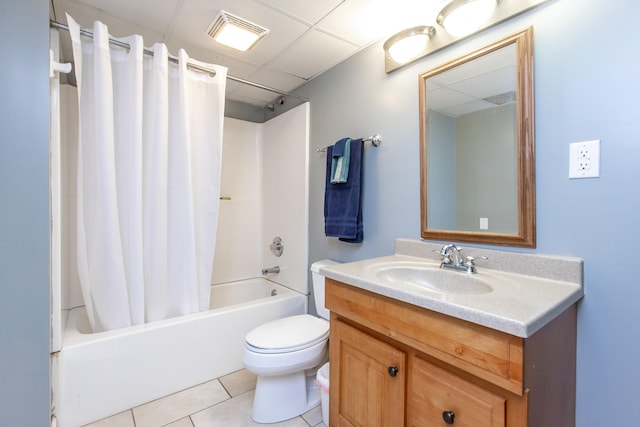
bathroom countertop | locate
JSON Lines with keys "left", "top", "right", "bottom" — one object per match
{"left": 320, "top": 239, "right": 584, "bottom": 338}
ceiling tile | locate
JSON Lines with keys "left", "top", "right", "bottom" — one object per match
{"left": 428, "top": 87, "right": 476, "bottom": 112}
{"left": 54, "top": 0, "right": 165, "bottom": 42}
{"left": 318, "top": 0, "right": 440, "bottom": 46}
{"left": 433, "top": 44, "right": 515, "bottom": 86}
{"left": 267, "top": 29, "right": 359, "bottom": 79}
{"left": 71, "top": 0, "right": 181, "bottom": 34}
{"left": 254, "top": 0, "right": 345, "bottom": 24}
{"left": 450, "top": 65, "right": 515, "bottom": 100}
{"left": 248, "top": 68, "right": 307, "bottom": 93}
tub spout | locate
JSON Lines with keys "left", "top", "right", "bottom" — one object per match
{"left": 261, "top": 266, "right": 280, "bottom": 275}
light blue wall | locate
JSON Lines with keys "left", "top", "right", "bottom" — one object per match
{"left": 300, "top": 0, "right": 640, "bottom": 425}
{"left": 0, "top": 0, "right": 51, "bottom": 425}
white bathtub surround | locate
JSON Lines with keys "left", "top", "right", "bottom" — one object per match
{"left": 213, "top": 105, "right": 310, "bottom": 295}
{"left": 54, "top": 279, "right": 306, "bottom": 427}
{"left": 67, "top": 15, "right": 227, "bottom": 332}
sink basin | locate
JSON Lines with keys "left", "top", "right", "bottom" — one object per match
{"left": 370, "top": 262, "right": 493, "bottom": 295}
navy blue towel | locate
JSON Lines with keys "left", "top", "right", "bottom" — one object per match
{"left": 324, "top": 138, "right": 364, "bottom": 243}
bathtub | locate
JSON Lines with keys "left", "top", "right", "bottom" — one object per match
{"left": 52, "top": 278, "right": 307, "bottom": 427}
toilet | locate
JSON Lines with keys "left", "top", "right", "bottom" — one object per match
{"left": 243, "top": 259, "right": 339, "bottom": 423}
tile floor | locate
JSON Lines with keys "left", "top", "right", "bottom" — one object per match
{"left": 83, "top": 369, "right": 327, "bottom": 427}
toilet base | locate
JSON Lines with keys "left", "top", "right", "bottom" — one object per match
{"left": 251, "top": 369, "right": 321, "bottom": 423}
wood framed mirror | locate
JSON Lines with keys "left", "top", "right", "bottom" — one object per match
{"left": 419, "top": 27, "right": 535, "bottom": 247}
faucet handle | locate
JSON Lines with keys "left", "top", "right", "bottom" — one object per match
{"left": 463, "top": 255, "right": 487, "bottom": 273}
{"left": 434, "top": 249, "right": 452, "bottom": 264}
{"left": 434, "top": 249, "right": 456, "bottom": 264}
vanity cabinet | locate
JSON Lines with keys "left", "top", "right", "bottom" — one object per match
{"left": 331, "top": 318, "right": 406, "bottom": 426}
{"left": 409, "top": 356, "right": 505, "bottom": 427}
{"left": 326, "top": 278, "right": 577, "bottom": 427}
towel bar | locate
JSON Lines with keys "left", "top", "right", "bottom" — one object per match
{"left": 317, "top": 134, "right": 382, "bottom": 152}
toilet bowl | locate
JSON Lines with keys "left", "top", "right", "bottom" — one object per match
{"left": 243, "top": 259, "right": 339, "bottom": 423}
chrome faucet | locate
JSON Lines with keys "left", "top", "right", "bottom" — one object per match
{"left": 438, "top": 244, "right": 464, "bottom": 269}
{"left": 437, "top": 244, "right": 486, "bottom": 274}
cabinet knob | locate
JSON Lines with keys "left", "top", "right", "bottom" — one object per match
{"left": 442, "top": 410, "right": 455, "bottom": 424}
{"left": 387, "top": 366, "right": 399, "bottom": 377}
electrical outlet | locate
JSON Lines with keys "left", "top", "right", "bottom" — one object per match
{"left": 569, "top": 140, "right": 600, "bottom": 179}
{"left": 577, "top": 157, "right": 591, "bottom": 171}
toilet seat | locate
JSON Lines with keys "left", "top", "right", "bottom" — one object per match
{"left": 246, "top": 314, "right": 329, "bottom": 354}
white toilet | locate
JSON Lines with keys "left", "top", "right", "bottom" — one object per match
{"left": 243, "top": 259, "right": 339, "bottom": 423}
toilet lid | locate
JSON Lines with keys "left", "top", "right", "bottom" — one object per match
{"left": 246, "top": 314, "right": 329, "bottom": 353}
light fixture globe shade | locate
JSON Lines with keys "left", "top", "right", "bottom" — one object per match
{"left": 388, "top": 34, "right": 429, "bottom": 63}
{"left": 438, "top": 0, "right": 497, "bottom": 37}
{"left": 384, "top": 26, "right": 435, "bottom": 64}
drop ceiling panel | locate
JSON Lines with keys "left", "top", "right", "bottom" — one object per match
{"left": 73, "top": 0, "right": 180, "bottom": 34}
{"left": 54, "top": 0, "right": 165, "bottom": 42}
{"left": 427, "top": 87, "right": 477, "bottom": 113}
{"left": 317, "top": 0, "right": 394, "bottom": 46}
{"left": 254, "top": 0, "right": 345, "bottom": 25}
{"left": 450, "top": 65, "right": 515, "bottom": 99}
{"left": 248, "top": 68, "right": 307, "bottom": 93}
{"left": 268, "top": 29, "right": 359, "bottom": 79}
{"left": 318, "top": 0, "right": 440, "bottom": 46}
{"left": 431, "top": 44, "right": 515, "bottom": 86}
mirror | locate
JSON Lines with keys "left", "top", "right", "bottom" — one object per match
{"left": 419, "top": 27, "right": 535, "bottom": 247}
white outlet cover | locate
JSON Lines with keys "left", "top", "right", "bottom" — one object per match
{"left": 479, "top": 217, "right": 489, "bottom": 230}
{"left": 569, "top": 140, "right": 600, "bottom": 179}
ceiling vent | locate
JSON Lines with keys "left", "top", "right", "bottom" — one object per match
{"left": 483, "top": 91, "right": 516, "bottom": 106}
{"left": 206, "top": 10, "right": 269, "bottom": 52}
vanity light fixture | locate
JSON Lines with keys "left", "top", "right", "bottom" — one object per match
{"left": 383, "top": 26, "right": 436, "bottom": 64}
{"left": 437, "top": 0, "right": 498, "bottom": 37}
{"left": 384, "top": 0, "right": 553, "bottom": 73}
{"left": 207, "top": 10, "right": 269, "bottom": 52}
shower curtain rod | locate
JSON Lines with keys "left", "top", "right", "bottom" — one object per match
{"left": 49, "top": 20, "right": 308, "bottom": 102}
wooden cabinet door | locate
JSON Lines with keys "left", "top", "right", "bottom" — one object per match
{"left": 408, "top": 356, "right": 506, "bottom": 427}
{"left": 330, "top": 319, "right": 406, "bottom": 427}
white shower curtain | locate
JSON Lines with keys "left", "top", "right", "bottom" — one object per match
{"left": 68, "top": 15, "right": 227, "bottom": 332}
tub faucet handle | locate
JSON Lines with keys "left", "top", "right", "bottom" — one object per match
{"left": 270, "top": 237, "right": 284, "bottom": 257}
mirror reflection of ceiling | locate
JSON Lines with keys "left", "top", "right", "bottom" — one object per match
{"left": 426, "top": 44, "right": 515, "bottom": 117}
{"left": 50, "top": 0, "right": 448, "bottom": 107}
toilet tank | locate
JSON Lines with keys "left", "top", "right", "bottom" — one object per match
{"left": 310, "top": 259, "right": 340, "bottom": 320}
